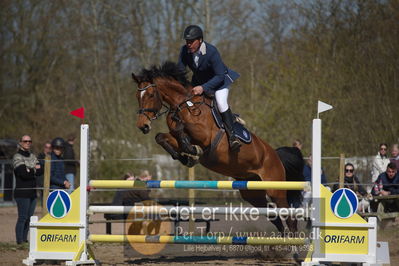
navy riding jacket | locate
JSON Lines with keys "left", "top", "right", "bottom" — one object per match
{"left": 177, "top": 41, "right": 239, "bottom": 94}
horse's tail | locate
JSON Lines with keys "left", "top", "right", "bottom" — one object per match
{"left": 275, "top": 146, "right": 305, "bottom": 208}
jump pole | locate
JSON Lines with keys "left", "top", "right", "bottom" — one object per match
{"left": 88, "top": 205, "right": 310, "bottom": 217}
{"left": 88, "top": 235, "right": 307, "bottom": 245}
{"left": 89, "top": 180, "right": 309, "bottom": 190}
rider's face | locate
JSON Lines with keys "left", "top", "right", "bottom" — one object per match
{"left": 186, "top": 38, "right": 201, "bottom": 53}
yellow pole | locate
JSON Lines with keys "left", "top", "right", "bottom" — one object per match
{"left": 188, "top": 166, "right": 195, "bottom": 233}
{"left": 42, "top": 154, "right": 51, "bottom": 216}
{"left": 339, "top": 153, "right": 345, "bottom": 188}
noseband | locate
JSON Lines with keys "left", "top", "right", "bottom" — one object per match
{"left": 137, "top": 83, "right": 169, "bottom": 121}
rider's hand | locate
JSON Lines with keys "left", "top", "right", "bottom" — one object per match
{"left": 192, "top": 86, "right": 204, "bottom": 95}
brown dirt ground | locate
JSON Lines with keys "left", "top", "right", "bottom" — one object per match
{"left": 0, "top": 205, "right": 397, "bottom": 266}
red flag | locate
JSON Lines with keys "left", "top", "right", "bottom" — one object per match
{"left": 70, "top": 107, "right": 85, "bottom": 119}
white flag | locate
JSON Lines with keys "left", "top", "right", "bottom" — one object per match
{"left": 317, "top": 101, "right": 333, "bottom": 114}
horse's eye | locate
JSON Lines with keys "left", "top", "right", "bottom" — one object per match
{"left": 148, "top": 94, "right": 155, "bottom": 98}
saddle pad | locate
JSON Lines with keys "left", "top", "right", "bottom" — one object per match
{"left": 211, "top": 108, "right": 252, "bottom": 144}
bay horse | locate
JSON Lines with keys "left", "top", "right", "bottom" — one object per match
{"left": 132, "top": 61, "right": 304, "bottom": 232}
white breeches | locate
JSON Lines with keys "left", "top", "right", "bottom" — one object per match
{"left": 215, "top": 88, "right": 229, "bottom": 113}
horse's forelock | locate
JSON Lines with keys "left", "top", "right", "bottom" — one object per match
{"left": 138, "top": 68, "right": 153, "bottom": 83}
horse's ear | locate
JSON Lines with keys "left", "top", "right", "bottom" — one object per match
{"left": 131, "top": 73, "right": 139, "bottom": 84}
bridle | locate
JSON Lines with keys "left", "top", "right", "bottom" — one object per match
{"left": 137, "top": 83, "right": 169, "bottom": 121}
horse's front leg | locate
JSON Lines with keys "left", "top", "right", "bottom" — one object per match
{"left": 155, "top": 132, "right": 199, "bottom": 167}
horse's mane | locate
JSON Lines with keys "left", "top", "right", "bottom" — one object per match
{"left": 139, "top": 61, "right": 190, "bottom": 88}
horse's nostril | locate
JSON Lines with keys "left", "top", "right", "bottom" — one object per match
{"left": 141, "top": 124, "right": 150, "bottom": 134}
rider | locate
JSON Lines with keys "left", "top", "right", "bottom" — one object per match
{"left": 177, "top": 25, "right": 241, "bottom": 151}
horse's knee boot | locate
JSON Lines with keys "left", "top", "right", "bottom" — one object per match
{"left": 155, "top": 133, "right": 164, "bottom": 144}
{"left": 155, "top": 133, "right": 180, "bottom": 160}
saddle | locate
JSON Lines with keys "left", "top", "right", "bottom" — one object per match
{"left": 211, "top": 101, "right": 252, "bottom": 144}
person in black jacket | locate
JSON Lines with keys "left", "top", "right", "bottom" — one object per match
{"left": 63, "top": 135, "right": 78, "bottom": 194}
{"left": 107, "top": 171, "right": 152, "bottom": 220}
{"left": 372, "top": 163, "right": 399, "bottom": 212}
{"left": 123, "top": 170, "right": 152, "bottom": 206}
{"left": 332, "top": 163, "right": 367, "bottom": 197}
{"left": 13, "top": 135, "right": 43, "bottom": 244}
{"left": 373, "top": 163, "right": 399, "bottom": 196}
{"left": 50, "top": 137, "right": 70, "bottom": 190}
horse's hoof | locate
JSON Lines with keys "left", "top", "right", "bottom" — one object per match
{"left": 179, "top": 154, "right": 199, "bottom": 167}
{"left": 186, "top": 157, "right": 199, "bottom": 167}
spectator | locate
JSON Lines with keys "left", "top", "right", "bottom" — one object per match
{"left": 138, "top": 169, "right": 152, "bottom": 182}
{"left": 303, "top": 155, "right": 327, "bottom": 185}
{"left": 50, "top": 137, "right": 70, "bottom": 190}
{"left": 107, "top": 172, "right": 136, "bottom": 220}
{"left": 37, "top": 141, "right": 52, "bottom": 164}
{"left": 390, "top": 143, "right": 399, "bottom": 170}
{"left": 302, "top": 155, "right": 328, "bottom": 214}
{"left": 333, "top": 163, "right": 371, "bottom": 213}
{"left": 63, "top": 134, "right": 78, "bottom": 194}
{"left": 371, "top": 143, "right": 390, "bottom": 183}
{"left": 332, "top": 163, "right": 367, "bottom": 197}
{"left": 125, "top": 170, "right": 159, "bottom": 236}
{"left": 36, "top": 141, "right": 51, "bottom": 203}
{"left": 108, "top": 171, "right": 153, "bottom": 218}
{"left": 123, "top": 170, "right": 152, "bottom": 206}
{"left": 13, "top": 135, "right": 43, "bottom": 245}
{"left": 373, "top": 163, "right": 399, "bottom": 196}
{"left": 292, "top": 139, "right": 303, "bottom": 150}
{"left": 371, "top": 163, "right": 399, "bottom": 212}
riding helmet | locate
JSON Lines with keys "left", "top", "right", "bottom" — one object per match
{"left": 183, "top": 25, "right": 203, "bottom": 40}
{"left": 51, "top": 137, "right": 65, "bottom": 149}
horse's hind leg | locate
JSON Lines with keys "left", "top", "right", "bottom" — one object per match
{"left": 239, "top": 190, "right": 285, "bottom": 233}
{"left": 155, "top": 132, "right": 198, "bottom": 167}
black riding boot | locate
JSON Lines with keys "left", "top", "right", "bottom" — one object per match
{"left": 221, "top": 108, "right": 241, "bottom": 151}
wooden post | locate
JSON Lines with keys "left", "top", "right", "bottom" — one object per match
{"left": 339, "top": 153, "right": 345, "bottom": 188}
{"left": 188, "top": 166, "right": 195, "bottom": 233}
{"left": 42, "top": 154, "right": 51, "bottom": 216}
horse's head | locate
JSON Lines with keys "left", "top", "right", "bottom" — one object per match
{"left": 132, "top": 72, "right": 163, "bottom": 134}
